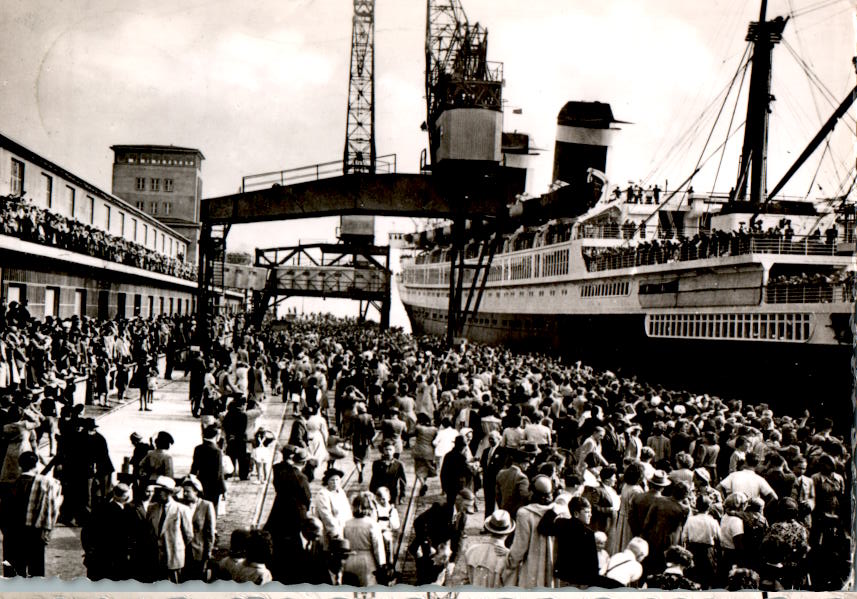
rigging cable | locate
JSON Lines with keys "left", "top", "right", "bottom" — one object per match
{"left": 643, "top": 43, "right": 753, "bottom": 184}
{"left": 708, "top": 53, "right": 752, "bottom": 201}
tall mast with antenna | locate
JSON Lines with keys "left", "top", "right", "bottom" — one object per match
{"left": 733, "top": 0, "right": 788, "bottom": 204}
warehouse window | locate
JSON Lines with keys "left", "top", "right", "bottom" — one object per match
{"left": 66, "top": 186, "right": 76, "bottom": 218}
{"left": 164, "top": 179, "right": 174, "bottom": 192}
{"left": 150, "top": 178, "right": 160, "bottom": 192}
{"left": 74, "top": 289, "right": 86, "bottom": 317}
{"left": 10, "top": 159, "right": 24, "bottom": 195}
{"left": 88, "top": 196, "right": 95, "bottom": 224}
{"left": 135, "top": 177, "right": 145, "bottom": 191}
{"left": 44, "top": 287, "right": 59, "bottom": 318}
{"left": 42, "top": 174, "right": 53, "bottom": 208}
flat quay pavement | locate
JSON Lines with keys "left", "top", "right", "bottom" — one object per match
{"left": 38, "top": 371, "right": 487, "bottom": 585}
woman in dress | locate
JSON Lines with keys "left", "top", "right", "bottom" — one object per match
{"left": 343, "top": 492, "right": 386, "bottom": 586}
{"left": 412, "top": 412, "right": 438, "bottom": 496}
{"left": 314, "top": 467, "right": 353, "bottom": 546}
{"left": 305, "top": 405, "right": 329, "bottom": 479}
{"left": 609, "top": 461, "right": 645, "bottom": 555}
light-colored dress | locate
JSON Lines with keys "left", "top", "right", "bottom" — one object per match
{"left": 609, "top": 483, "right": 643, "bottom": 555}
{"left": 343, "top": 516, "right": 386, "bottom": 586}
{"left": 314, "top": 487, "right": 353, "bottom": 543}
{"left": 305, "top": 413, "right": 329, "bottom": 476}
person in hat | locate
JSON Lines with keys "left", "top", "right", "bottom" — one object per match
{"left": 145, "top": 475, "right": 193, "bottom": 582}
{"left": 82, "top": 416, "right": 115, "bottom": 511}
{"left": 322, "top": 537, "right": 359, "bottom": 585}
{"left": 640, "top": 480, "right": 692, "bottom": 577}
{"left": 370, "top": 439, "right": 407, "bottom": 505}
{"left": 190, "top": 425, "right": 227, "bottom": 510}
{"left": 409, "top": 488, "right": 475, "bottom": 584}
{"left": 628, "top": 468, "right": 670, "bottom": 538}
{"left": 495, "top": 444, "right": 536, "bottom": 519}
{"left": 464, "top": 509, "right": 515, "bottom": 587}
{"left": 439, "top": 433, "right": 476, "bottom": 506}
{"left": 129, "top": 432, "right": 153, "bottom": 482}
{"left": 138, "top": 431, "right": 175, "bottom": 481}
{"left": 315, "top": 467, "right": 352, "bottom": 544}
{"left": 506, "top": 474, "right": 558, "bottom": 587}
{"left": 0, "top": 451, "right": 63, "bottom": 578}
{"left": 350, "top": 401, "right": 376, "bottom": 484}
{"left": 179, "top": 474, "right": 216, "bottom": 581}
{"left": 81, "top": 483, "right": 134, "bottom": 580}
{"left": 265, "top": 445, "right": 312, "bottom": 560}
{"left": 288, "top": 404, "right": 311, "bottom": 449}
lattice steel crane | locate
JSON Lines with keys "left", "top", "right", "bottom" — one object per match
{"left": 424, "top": 0, "right": 503, "bottom": 166}
{"left": 344, "top": 0, "right": 376, "bottom": 174}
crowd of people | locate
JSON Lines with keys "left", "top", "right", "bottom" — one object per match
{"left": 0, "top": 306, "right": 850, "bottom": 589}
{"left": 766, "top": 270, "right": 857, "bottom": 303}
{"left": 0, "top": 194, "right": 197, "bottom": 281}
{"left": 584, "top": 221, "right": 840, "bottom": 272}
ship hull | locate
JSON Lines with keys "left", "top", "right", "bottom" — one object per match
{"left": 404, "top": 304, "right": 853, "bottom": 423}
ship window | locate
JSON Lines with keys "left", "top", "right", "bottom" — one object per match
{"left": 707, "top": 315, "right": 714, "bottom": 337}
{"left": 802, "top": 315, "right": 810, "bottom": 340}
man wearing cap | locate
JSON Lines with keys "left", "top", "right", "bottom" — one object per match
{"left": 464, "top": 509, "right": 515, "bottom": 587}
{"left": 81, "top": 483, "right": 134, "bottom": 580}
{"left": 370, "top": 440, "right": 407, "bottom": 504}
{"left": 180, "top": 474, "right": 216, "bottom": 581}
{"left": 191, "top": 425, "right": 227, "bottom": 511}
{"left": 146, "top": 475, "right": 193, "bottom": 582}
{"left": 409, "top": 488, "right": 475, "bottom": 584}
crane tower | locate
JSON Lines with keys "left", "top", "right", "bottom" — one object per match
{"left": 344, "top": 0, "right": 376, "bottom": 174}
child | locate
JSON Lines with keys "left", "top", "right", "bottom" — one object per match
{"left": 251, "top": 428, "right": 275, "bottom": 484}
{"left": 373, "top": 486, "right": 400, "bottom": 564}
{"left": 115, "top": 361, "right": 129, "bottom": 403}
{"left": 595, "top": 531, "right": 610, "bottom": 575}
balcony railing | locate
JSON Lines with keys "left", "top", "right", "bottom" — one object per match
{"left": 765, "top": 283, "right": 854, "bottom": 304}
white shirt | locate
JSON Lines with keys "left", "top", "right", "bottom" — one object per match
{"left": 720, "top": 469, "right": 776, "bottom": 501}
{"left": 604, "top": 550, "right": 643, "bottom": 585}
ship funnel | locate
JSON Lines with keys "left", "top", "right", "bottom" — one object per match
{"left": 552, "top": 101, "right": 622, "bottom": 215}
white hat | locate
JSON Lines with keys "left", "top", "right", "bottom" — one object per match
{"left": 153, "top": 475, "right": 176, "bottom": 490}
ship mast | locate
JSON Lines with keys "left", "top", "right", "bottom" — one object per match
{"left": 733, "top": 0, "right": 788, "bottom": 204}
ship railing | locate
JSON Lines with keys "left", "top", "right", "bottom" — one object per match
{"left": 765, "top": 283, "right": 854, "bottom": 304}
{"left": 748, "top": 238, "right": 837, "bottom": 256}
{"left": 585, "top": 237, "right": 840, "bottom": 272}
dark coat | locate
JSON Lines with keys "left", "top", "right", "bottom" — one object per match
{"left": 480, "top": 444, "right": 504, "bottom": 515}
{"left": 190, "top": 440, "right": 227, "bottom": 503}
{"left": 369, "top": 457, "right": 407, "bottom": 503}
{"left": 628, "top": 489, "right": 660, "bottom": 537}
{"left": 277, "top": 534, "right": 326, "bottom": 584}
{"left": 288, "top": 417, "right": 309, "bottom": 448}
{"left": 264, "top": 462, "right": 312, "bottom": 539}
{"left": 538, "top": 510, "right": 599, "bottom": 585}
{"left": 581, "top": 484, "right": 616, "bottom": 534}
{"left": 81, "top": 500, "right": 135, "bottom": 580}
{"left": 439, "top": 448, "right": 474, "bottom": 500}
{"left": 408, "top": 501, "right": 468, "bottom": 585}
{"left": 495, "top": 464, "right": 530, "bottom": 518}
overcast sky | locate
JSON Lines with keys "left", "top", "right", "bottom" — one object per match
{"left": 1, "top": 0, "right": 853, "bottom": 327}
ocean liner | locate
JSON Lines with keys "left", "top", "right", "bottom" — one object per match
{"left": 397, "top": 2, "right": 856, "bottom": 413}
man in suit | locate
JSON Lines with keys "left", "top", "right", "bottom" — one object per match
{"left": 278, "top": 516, "right": 326, "bottom": 584}
{"left": 370, "top": 439, "right": 407, "bottom": 504}
{"left": 190, "top": 425, "right": 227, "bottom": 510}
{"left": 145, "top": 476, "right": 193, "bottom": 583}
{"left": 288, "top": 406, "right": 311, "bottom": 449}
{"left": 480, "top": 431, "right": 504, "bottom": 518}
{"left": 264, "top": 447, "right": 312, "bottom": 570}
{"left": 408, "top": 488, "right": 476, "bottom": 584}
{"left": 496, "top": 445, "right": 536, "bottom": 519}
{"left": 81, "top": 483, "right": 135, "bottom": 580}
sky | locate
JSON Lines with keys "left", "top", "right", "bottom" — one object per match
{"left": 0, "top": 0, "right": 854, "bottom": 329}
